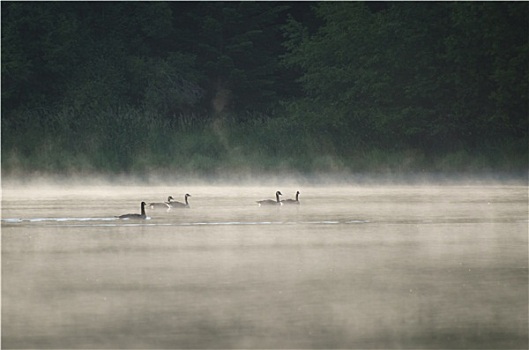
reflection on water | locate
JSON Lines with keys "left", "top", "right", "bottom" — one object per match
{"left": 2, "top": 185, "right": 528, "bottom": 349}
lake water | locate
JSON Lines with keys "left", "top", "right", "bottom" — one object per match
{"left": 2, "top": 183, "right": 528, "bottom": 349}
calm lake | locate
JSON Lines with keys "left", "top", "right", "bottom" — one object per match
{"left": 2, "top": 183, "right": 528, "bottom": 349}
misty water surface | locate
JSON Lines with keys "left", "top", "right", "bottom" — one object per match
{"left": 2, "top": 184, "right": 528, "bottom": 349}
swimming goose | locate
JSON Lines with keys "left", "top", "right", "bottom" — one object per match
{"left": 168, "top": 194, "right": 191, "bottom": 208}
{"left": 149, "top": 196, "right": 174, "bottom": 209}
{"left": 257, "top": 191, "right": 283, "bottom": 206}
{"left": 282, "top": 191, "right": 300, "bottom": 205}
{"left": 118, "top": 202, "right": 147, "bottom": 219}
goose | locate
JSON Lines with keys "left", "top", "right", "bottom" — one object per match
{"left": 282, "top": 191, "right": 300, "bottom": 205}
{"left": 117, "top": 202, "right": 147, "bottom": 219}
{"left": 168, "top": 193, "right": 191, "bottom": 208}
{"left": 257, "top": 191, "right": 283, "bottom": 206}
{"left": 149, "top": 196, "right": 174, "bottom": 209}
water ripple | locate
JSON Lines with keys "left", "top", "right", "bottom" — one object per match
{"left": 1, "top": 217, "right": 369, "bottom": 227}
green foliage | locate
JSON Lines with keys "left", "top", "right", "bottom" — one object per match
{"left": 177, "top": 2, "right": 292, "bottom": 114}
{"left": 141, "top": 53, "right": 204, "bottom": 116}
{"left": 1, "top": 2, "right": 527, "bottom": 177}
{"left": 281, "top": 2, "right": 528, "bottom": 155}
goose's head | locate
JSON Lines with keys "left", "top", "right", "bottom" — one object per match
{"left": 167, "top": 196, "right": 174, "bottom": 201}
{"left": 276, "top": 191, "right": 282, "bottom": 196}
{"left": 185, "top": 193, "right": 191, "bottom": 198}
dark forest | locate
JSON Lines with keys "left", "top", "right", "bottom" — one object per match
{"left": 2, "top": 2, "right": 527, "bottom": 178}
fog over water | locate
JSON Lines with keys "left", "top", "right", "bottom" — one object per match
{"left": 1, "top": 177, "right": 528, "bottom": 349}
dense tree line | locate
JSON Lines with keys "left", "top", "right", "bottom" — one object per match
{"left": 2, "top": 2, "right": 527, "bottom": 176}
